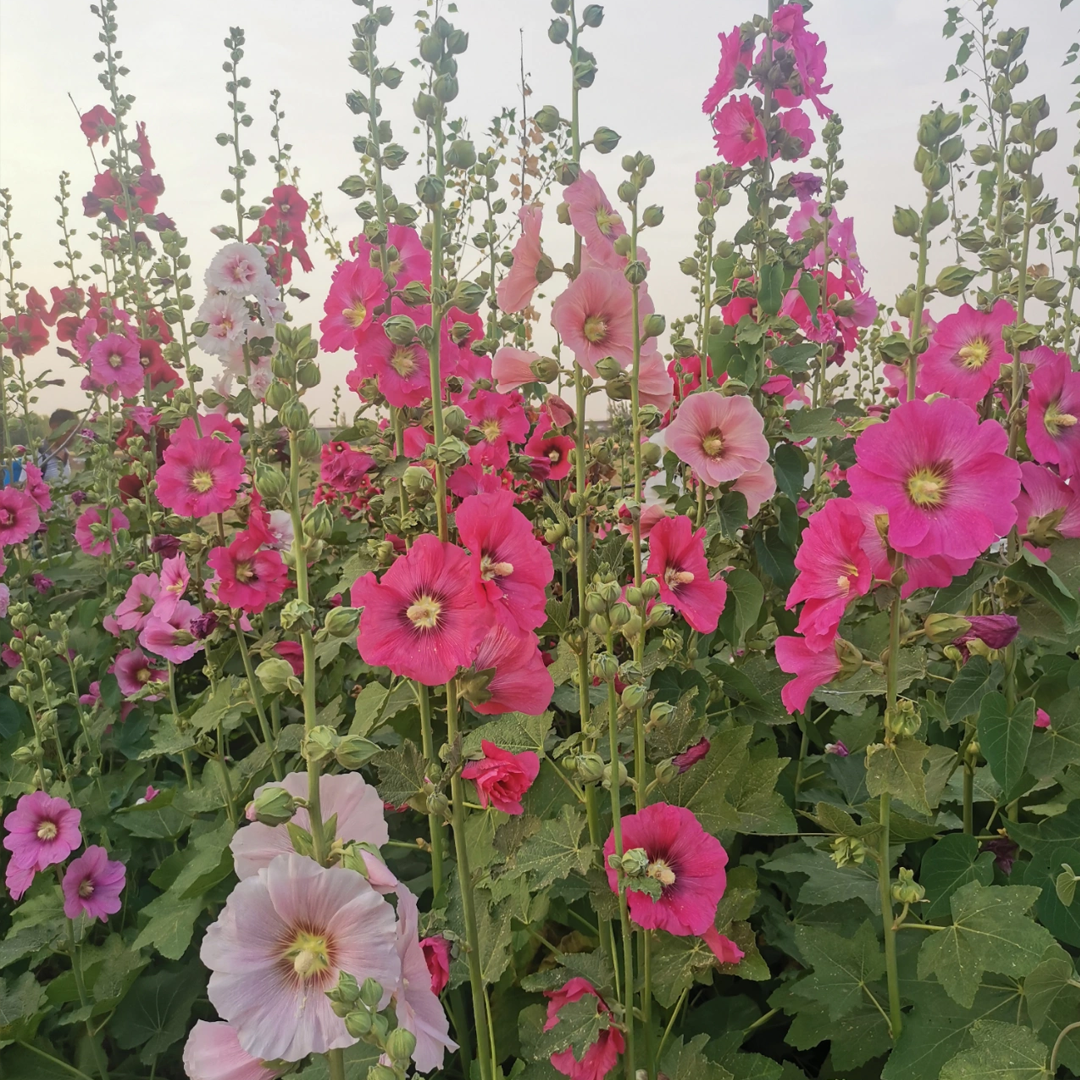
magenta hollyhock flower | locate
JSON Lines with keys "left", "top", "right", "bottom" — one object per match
{"left": 788, "top": 171, "right": 823, "bottom": 199}
{"left": 673, "top": 738, "right": 710, "bottom": 773}
{"left": 564, "top": 171, "right": 626, "bottom": 269}
{"left": 353, "top": 224, "right": 432, "bottom": 287}
{"left": 492, "top": 347, "right": 541, "bottom": 393}
{"left": 112, "top": 646, "right": 167, "bottom": 699}
{"left": 0, "top": 584, "right": 8, "bottom": 620}
{"left": 351, "top": 308, "right": 436, "bottom": 408}
{"left": 918, "top": 300, "right": 1016, "bottom": 405}
{"left": 1015, "top": 462, "right": 1080, "bottom": 559}
{"left": 205, "top": 243, "right": 274, "bottom": 298}
{"left": 1035, "top": 709, "right": 1051, "bottom": 730}
{"left": 1028, "top": 350, "right": 1080, "bottom": 479}
{"left": 550, "top": 268, "right": 637, "bottom": 376}
{"left": 114, "top": 572, "right": 161, "bottom": 631}
{"left": 497, "top": 205, "right": 546, "bottom": 312}
{"left": 646, "top": 515, "right": 728, "bottom": 634}
{"left": 3, "top": 791, "right": 82, "bottom": 900}
{"left": 461, "top": 740, "right": 540, "bottom": 815}
{"left": 775, "top": 635, "right": 842, "bottom": 714}
{"left": 786, "top": 498, "right": 873, "bottom": 647}
{"left": 732, "top": 459, "right": 778, "bottom": 517}
{"left": 825, "top": 740, "right": 850, "bottom": 757}
{"left": 703, "top": 26, "right": 753, "bottom": 113}
{"left": 139, "top": 598, "right": 204, "bottom": 663}
{"left": 88, "top": 332, "right": 145, "bottom": 398}
{"left": 351, "top": 535, "right": 491, "bottom": 686}
{"left": 153, "top": 553, "right": 191, "bottom": 621}
{"left": 524, "top": 420, "right": 575, "bottom": 482}
{"left": 420, "top": 935, "right": 451, "bottom": 995}
{"left": 544, "top": 978, "right": 625, "bottom": 1080}
{"left": 74, "top": 506, "right": 129, "bottom": 557}
{"left": 62, "top": 845, "right": 125, "bottom": 921}
{"left": 156, "top": 414, "right": 244, "bottom": 518}
{"left": 0, "top": 488, "right": 41, "bottom": 546}
{"left": 21, "top": 462, "right": 52, "bottom": 512}
{"left": 464, "top": 390, "right": 530, "bottom": 470}
{"left": 207, "top": 531, "right": 289, "bottom": 614}
{"left": 847, "top": 398, "right": 1020, "bottom": 561}
{"left": 467, "top": 620, "right": 554, "bottom": 717}
{"left": 773, "top": 15, "right": 833, "bottom": 117}
{"left": 80, "top": 103, "right": 116, "bottom": 144}
{"left": 183, "top": 1020, "right": 285, "bottom": 1080}
{"left": 319, "top": 257, "right": 389, "bottom": 352}
{"left": 955, "top": 615, "right": 1020, "bottom": 657}
{"left": 666, "top": 391, "right": 770, "bottom": 487}
{"left": 457, "top": 490, "right": 553, "bottom": 632}
{"left": 201, "top": 853, "right": 400, "bottom": 1062}
{"left": 712, "top": 95, "right": 767, "bottom": 167}
{"left": 79, "top": 681, "right": 102, "bottom": 708}
{"left": 391, "top": 887, "right": 457, "bottom": 1072}
{"left": 777, "top": 108, "right": 814, "bottom": 160}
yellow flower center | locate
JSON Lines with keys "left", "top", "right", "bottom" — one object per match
{"left": 582, "top": 315, "right": 607, "bottom": 344}
{"left": 108, "top": 352, "right": 124, "bottom": 369}
{"left": 389, "top": 347, "right": 416, "bottom": 377}
{"left": 191, "top": 470, "right": 215, "bottom": 493}
{"left": 406, "top": 595, "right": 442, "bottom": 629}
{"left": 664, "top": 567, "right": 695, "bottom": 588}
{"left": 646, "top": 858, "right": 676, "bottom": 887}
{"left": 594, "top": 207, "right": 622, "bottom": 237}
{"left": 284, "top": 930, "right": 331, "bottom": 983}
{"left": 137, "top": 666, "right": 152, "bottom": 684}
{"left": 906, "top": 466, "right": 949, "bottom": 508}
{"left": 701, "top": 429, "right": 724, "bottom": 458}
{"left": 957, "top": 338, "right": 991, "bottom": 370}
{"left": 480, "top": 554, "right": 514, "bottom": 580}
{"left": 217, "top": 318, "right": 233, "bottom": 334}
{"left": 836, "top": 563, "right": 860, "bottom": 594}
{"left": 481, "top": 418, "right": 502, "bottom": 443}
{"left": 234, "top": 560, "right": 255, "bottom": 583}
{"left": 343, "top": 300, "right": 367, "bottom": 328}
{"left": 1044, "top": 399, "right": 1079, "bottom": 438}
{"left": 36, "top": 821, "right": 58, "bottom": 841}
{"left": 78, "top": 879, "right": 95, "bottom": 898}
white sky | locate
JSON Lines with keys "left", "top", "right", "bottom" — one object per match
{"left": 0, "top": 0, "right": 1076, "bottom": 418}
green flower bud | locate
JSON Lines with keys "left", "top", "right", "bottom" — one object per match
{"left": 445, "top": 139, "right": 476, "bottom": 169}
{"left": 922, "top": 613, "right": 972, "bottom": 644}
{"left": 547, "top": 18, "right": 569, "bottom": 44}
{"left": 304, "top": 725, "right": 339, "bottom": 766}
{"left": 592, "top": 126, "right": 621, "bottom": 154}
{"left": 642, "top": 313, "right": 665, "bottom": 339}
{"left": 445, "top": 28, "right": 469, "bottom": 54}
{"left": 609, "top": 602, "right": 632, "bottom": 628}
{"left": 891, "top": 866, "right": 926, "bottom": 905}
{"left": 296, "top": 426, "right": 323, "bottom": 460}
{"left": 1033, "top": 277, "right": 1065, "bottom": 303}
{"left": 594, "top": 356, "right": 623, "bottom": 382}
{"left": 451, "top": 279, "right": 486, "bottom": 314}
{"left": 416, "top": 174, "right": 446, "bottom": 205}
{"left": 654, "top": 759, "right": 679, "bottom": 785}
{"left": 576, "top": 752, "right": 606, "bottom": 783}
{"left": 620, "top": 846, "right": 650, "bottom": 877}
{"left": 428, "top": 791, "right": 451, "bottom": 820}
{"left": 970, "top": 143, "right": 995, "bottom": 166}
{"left": 265, "top": 380, "right": 290, "bottom": 411}
{"left": 886, "top": 699, "right": 922, "bottom": 739}
{"left": 433, "top": 73, "right": 458, "bottom": 103}
{"left": 436, "top": 436, "right": 470, "bottom": 470}
{"left": 892, "top": 206, "right": 921, "bottom": 238}
{"left": 413, "top": 92, "right": 438, "bottom": 123}
{"left": 381, "top": 64, "right": 404, "bottom": 88}
{"left": 1007, "top": 149, "right": 1032, "bottom": 175}
{"left": 335, "top": 734, "right": 381, "bottom": 770}
{"left": 295, "top": 359, "right": 321, "bottom": 388}
{"left": 589, "top": 613, "right": 611, "bottom": 637}
{"left": 646, "top": 603, "right": 673, "bottom": 628}
{"left": 621, "top": 684, "right": 647, "bottom": 710}
{"left": 982, "top": 248, "right": 1012, "bottom": 272}
{"left": 344, "top": 1009, "right": 373, "bottom": 1038}
{"left": 927, "top": 199, "right": 950, "bottom": 228}
{"left": 271, "top": 351, "right": 297, "bottom": 379}
{"left": 279, "top": 397, "right": 310, "bottom": 432}
{"left": 248, "top": 784, "right": 298, "bottom": 826}
{"left": 917, "top": 117, "right": 940, "bottom": 148}
{"left": 624, "top": 260, "right": 647, "bottom": 285}
{"left": 303, "top": 502, "right": 335, "bottom": 541}
{"left": 383, "top": 314, "right": 418, "bottom": 345}
{"left": 591, "top": 651, "right": 618, "bottom": 681}
{"left": 256, "top": 657, "right": 297, "bottom": 695}
{"left": 190, "top": 320, "right": 209, "bottom": 338}
{"left": 419, "top": 33, "right": 442, "bottom": 62}
{"left": 324, "top": 607, "right": 361, "bottom": 639}
{"left": 602, "top": 761, "right": 628, "bottom": 790}
{"left": 535, "top": 103, "right": 562, "bottom": 133}
{"left": 939, "top": 135, "right": 964, "bottom": 164}
{"left": 387, "top": 1028, "right": 418, "bottom": 1064}
{"left": 582, "top": 4, "right": 604, "bottom": 27}
{"left": 530, "top": 355, "right": 560, "bottom": 383}
{"left": 403, "top": 464, "right": 435, "bottom": 497}
{"left": 639, "top": 577, "right": 661, "bottom": 600}
{"left": 679, "top": 257, "right": 699, "bottom": 276}
{"left": 921, "top": 160, "right": 951, "bottom": 192}
{"left": 642, "top": 204, "right": 664, "bottom": 228}
{"left": 333, "top": 972, "right": 362, "bottom": 1005}
{"left": 254, "top": 461, "right": 288, "bottom": 503}
{"left": 1035, "top": 127, "right": 1058, "bottom": 153}
{"left": 617, "top": 180, "right": 638, "bottom": 204}
{"left": 935, "top": 264, "right": 978, "bottom": 297}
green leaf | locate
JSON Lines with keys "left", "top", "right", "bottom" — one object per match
{"left": 790, "top": 921, "right": 885, "bottom": 1020}
{"left": 977, "top": 694, "right": 1035, "bottom": 802}
{"left": 111, "top": 966, "right": 205, "bottom": 1063}
{"left": 717, "top": 569, "right": 764, "bottom": 650}
{"left": 945, "top": 657, "right": 1002, "bottom": 724}
{"left": 349, "top": 679, "right": 414, "bottom": 737}
{"left": 757, "top": 262, "right": 785, "bottom": 316}
{"left": 131, "top": 891, "right": 204, "bottom": 960}
{"left": 520, "top": 995, "right": 609, "bottom": 1061}
{"left": 1023, "top": 944, "right": 1077, "bottom": 1031}
{"left": 464, "top": 711, "right": 552, "bottom": 757}
{"left": 797, "top": 272, "right": 820, "bottom": 317}
{"left": 865, "top": 737, "right": 930, "bottom": 815}
{"left": 754, "top": 528, "right": 797, "bottom": 590}
{"left": 1004, "top": 550, "right": 1079, "bottom": 630}
{"left": 767, "top": 841, "right": 880, "bottom": 913}
{"left": 772, "top": 442, "right": 808, "bottom": 501}
{"left": 1013, "top": 850, "right": 1080, "bottom": 949}
{"left": 917, "top": 882, "right": 1054, "bottom": 1008}
{"left": 509, "top": 806, "right": 594, "bottom": 891}
{"left": 374, "top": 739, "right": 429, "bottom": 808}
{"left": 920, "top": 834, "right": 996, "bottom": 919}
{"left": 85, "top": 934, "right": 148, "bottom": 1005}
{"left": 292, "top": 1041, "right": 383, "bottom": 1079}
{"left": 938, "top": 1019, "right": 1049, "bottom": 1079}
{"left": 781, "top": 995, "right": 891, "bottom": 1070}
{"left": 659, "top": 1034, "right": 734, "bottom": 1080}
{"left": 787, "top": 407, "right": 844, "bottom": 440}
{"left": 1027, "top": 702, "right": 1080, "bottom": 779}
{"left": 0, "top": 972, "right": 46, "bottom": 1047}
{"left": 188, "top": 675, "right": 248, "bottom": 734}
{"left": 768, "top": 343, "right": 819, "bottom": 375}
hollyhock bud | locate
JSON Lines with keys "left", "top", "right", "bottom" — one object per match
{"left": 621, "top": 684, "right": 647, "bottom": 710}
{"left": 602, "top": 762, "right": 628, "bottom": 790}
{"left": 892, "top": 866, "right": 926, "bottom": 905}
{"left": 927, "top": 199, "right": 950, "bottom": 228}
{"left": 335, "top": 735, "right": 381, "bottom": 770}
{"left": 935, "top": 264, "right": 978, "bottom": 296}
{"left": 961, "top": 615, "right": 1020, "bottom": 652}
{"left": 886, "top": 699, "right": 921, "bottom": 739}
{"left": 304, "top": 725, "right": 339, "bottom": 766}
{"left": 297, "top": 427, "right": 323, "bottom": 460}
{"left": 1033, "top": 277, "right": 1065, "bottom": 303}
{"left": 256, "top": 657, "right": 296, "bottom": 694}
{"left": 324, "top": 607, "right": 361, "bottom": 638}
{"left": 940, "top": 135, "right": 965, "bottom": 163}
{"left": 593, "top": 126, "right": 621, "bottom": 154}
{"left": 592, "top": 651, "right": 618, "bottom": 681}
{"left": 248, "top": 784, "right": 298, "bottom": 826}
{"left": 255, "top": 461, "right": 288, "bottom": 503}
{"left": 893, "top": 206, "right": 920, "bottom": 237}
{"left": 642, "top": 313, "right": 666, "bottom": 338}
{"left": 923, "top": 613, "right": 973, "bottom": 644}
{"left": 387, "top": 1028, "right": 419, "bottom": 1065}
{"left": 922, "top": 161, "right": 951, "bottom": 192}
{"left": 576, "top": 753, "right": 606, "bottom": 783}
{"left": 303, "top": 503, "right": 335, "bottom": 541}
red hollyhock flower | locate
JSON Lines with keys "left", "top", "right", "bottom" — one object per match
{"left": 646, "top": 515, "right": 728, "bottom": 634}
{"left": 524, "top": 418, "right": 574, "bottom": 481}
{"left": 80, "top": 104, "right": 117, "bottom": 145}
{"left": 461, "top": 740, "right": 540, "bottom": 815}
{"left": 207, "top": 531, "right": 289, "bottom": 614}
{"left": 419, "top": 936, "right": 451, "bottom": 994}
{"left": 543, "top": 978, "right": 625, "bottom": 1080}
{"left": 0, "top": 314, "right": 48, "bottom": 358}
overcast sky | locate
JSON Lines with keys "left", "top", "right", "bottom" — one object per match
{"left": 0, "top": 0, "right": 1076, "bottom": 417}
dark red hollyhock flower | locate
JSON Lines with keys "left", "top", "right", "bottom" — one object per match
{"left": 980, "top": 835, "right": 1019, "bottom": 876}
{"left": 138, "top": 338, "right": 183, "bottom": 391}
{"left": 133, "top": 121, "right": 155, "bottom": 170}
{"left": 262, "top": 185, "right": 309, "bottom": 245}
{"left": 79, "top": 104, "right": 116, "bottom": 145}
{"left": 1, "top": 314, "right": 48, "bottom": 358}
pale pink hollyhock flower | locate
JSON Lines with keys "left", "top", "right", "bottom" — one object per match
{"left": 712, "top": 95, "right": 767, "bottom": 167}
{"left": 89, "top": 332, "right": 144, "bottom": 398}
{"left": 1035, "top": 709, "right": 1051, "bottom": 730}
{"left": 775, "top": 635, "right": 842, "bottom": 714}
{"left": 112, "top": 646, "right": 167, "bottom": 699}
{"left": 461, "top": 740, "right": 540, "bottom": 815}
{"left": 497, "top": 204, "right": 546, "bottom": 312}
{"left": 231, "top": 772, "right": 393, "bottom": 891}
{"left": 0, "top": 488, "right": 42, "bottom": 545}
{"left": 319, "top": 257, "right": 389, "bottom": 352}
{"left": 457, "top": 489, "right": 553, "bottom": 632}
{"left": 0, "top": 584, "right": 10, "bottom": 619}
{"left": 666, "top": 392, "right": 770, "bottom": 487}
{"left": 918, "top": 300, "right": 1016, "bottom": 406}
{"left": 733, "top": 459, "right": 778, "bottom": 518}
{"left": 544, "top": 978, "right": 625, "bottom": 1080}
{"left": 153, "top": 553, "right": 191, "bottom": 621}
{"left": 139, "top": 598, "right": 204, "bottom": 663}
{"left": 702, "top": 26, "right": 753, "bottom": 113}
{"left": 1015, "top": 462, "right": 1080, "bottom": 560}
{"left": 849, "top": 399, "right": 1020, "bottom": 561}
{"left": 114, "top": 572, "right": 161, "bottom": 631}
{"left": 390, "top": 886, "right": 457, "bottom": 1072}
{"left": 1028, "top": 350, "right": 1080, "bottom": 479}
{"left": 205, "top": 243, "right": 274, "bottom": 297}
{"left": 62, "top": 844, "right": 125, "bottom": 921}
{"left": 550, "top": 268, "right": 636, "bottom": 375}
{"left": 201, "top": 853, "right": 400, "bottom": 1063}
{"left": 3, "top": 791, "right": 82, "bottom": 900}
{"left": 183, "top": 1020, "right": 285, "bottom": 1080}
{"left": 646, "top": 515, "right": 728, "bottom": 634}
{"left": 74, "top": 506, "right": 129, "bottom": 557}
{"left": 21, "top": 462, "right": 52, "bottom": 512}
{"left": 464, "top": 391, "right": 530, "bottom": 470}
{"left": 492, "top": 346, "right": 541, "bottom": 393}
{"left": 197, "top": 291, "right": 252, "bottom": 357}
{"left": 156, "top": 414, "right": 244, "bottom": 518}
{"left": 638, "top": 350, "right": 675, "bottom": 412}
{"left": 786, "top": 498, "right": 873, "bottom": 648}
{"left": 466, "top": 620, "right": 554, "bottom": 717}
{"left": 564, "top": 170, "right": 626, "bottom": 269}
{"left": 126, "top": 405, "right": 157, "bottom": 435}
{"left": 352, "top": 535, "right": 491, "bottom": 686}
{"left": 420, "top": 936, "right": 451, "bottom": 995}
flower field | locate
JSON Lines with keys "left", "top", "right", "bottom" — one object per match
{"left": 2, "top": 1, "right": 1080, "bottom": 1078}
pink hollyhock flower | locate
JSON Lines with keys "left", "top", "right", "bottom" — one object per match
{"left": 646, "top": 515, "right": 728, "bottom": 634}
{"left": 80, "top": 103, "right": 116, "bottom": 145}
{"left": 1028, "top": 350, "right": 1080, "bottom": 479}
{"left": 0, "top": 584, "right": 8, "bottom": 619}
{"left": 466, "top": 620, "right": 555, "bottom": 716}
{"left": 62, "top": 845, "right": 125, "bottom": 921}
{"left": 153, "top": 553, "right": 191, "bottom": 621}
{"left": 703, "top": 26, "right": 753, "bottom": 113}
{"left": 156, "top": 414, "right": 244, "bottom": 518}
{"left": 666, "top": 392, "right": 769, "bottom": 487}
{"left": 139, "top": 598, "right": 204, "bottom": 662}
{"left": 1015, "top": 462, "right": 1080, "bottom": 559}
{"left": 183, "top": 1020, "right": 285, "bottom": 1080}
{"left": 196, "top": 291, "right": 251, "bottom": 356}
{"left": 74, "top": 506, "right": 129, "bottom": 557}
{"left": 0, "top": 488, "right": 41, "bottom": 546}
{"left": 351, "top": 310, "right": 437, "bottom": 408}
{"left": 231, "top": 772, "right": 391, "bottom": 887}
{"left": 112, "top": 646, "right": 167, "bottom": 699}
{"left": 919, "top": 300, "right": 1016, "bottom": 406}
{"left": 564, "top": 170, "right": 626, "bottom": 269}
{"left": 1035, "top": 709, "right": 1051, "bottom": 730}
{"left": 673, "top": 738, "right": 710, "bottom": 773}
{"left": 115, "top": 572, "right": 161, "bottom": 631}
{"left": 457, "top": 489, "right": 552, "bottom": 631}
{"left": 786, "top": 498, "right": 873, "bottom": 647}
{"left": 21, "top": 462, "right": 52, "bottom": 512}
{"left": 353, "top": 224, "right": 431, "bottom": 287}
{"left": 524, "top": 420, "right": 574, "bottom": 482}
{"left": 30, "top": 573, "right": 51, "bottom": 594}
{"left": 550, "top": 268, "right": 637, "bottom": 376}
{"left": 207, "top": 531, "right": 289, "bottom": 614}
{"left": 447, "top": 464, "right": 501, "bottom": 496}
{"left": 390, "top": 887, "right": 457, "bottom": 1072}
{"left": 352, "top": 535, "right": 491, "bottom": 685}
{"left": 205, "top": 243, "right": 274, "bottom": 297}
{"left": 544, "top": 978, "right": 625, "bottom": 1080}
{"left": 320, "top": 258, "right": 389, "bottom": 352}
{"left": 848, "top": 399, "right": 1020, "bottom": 561}
{"left": 825, "top": 740, "right": 850, "bottom": 756}
{"left": 273, "top": 640, "right": 305, "bottom": 677}
{"left": 3, "top": 791, "right": 82, "bottom": 881}
{"left": 461, "top": 740, "right": 540, "bottom": 815}
{"left": 141, "top": 785, "right": 159, "bottom": 803}
{"left": 638, "top": 350, "right": 676, "bottom": 412}
{"left": 464, "top": 391, "right": 530, "bottom": 469}
{"left": 420, "top": 936, "right": 451, "bottom": 995}
{"left": 492, "top": 346, "right": 541, "bottom": 393}
{"left": 773, "top": 17, "right": 833, "bottom": 117}
{"left": 733, "top": 459, "right": 778, "bottom": 518}
{"left": 777, "top": 108, "right": 814, "bottom": 160}
{"left": 320, "top": 441, "right": 374, "bottom": 493}
{"left": 79, "top": 680, "right": 102, "bottom": 708}
{"left": 775, "top": 635, "right": 842, "bottom": 714}
{"left": 201, "top": 853, "right": 400, "bottom": 1063}
{"left": 497, "top": 205, "right": 546, "bottom": 312}
{"left": 712, "top": 95, "right": 767, "bottom": 167}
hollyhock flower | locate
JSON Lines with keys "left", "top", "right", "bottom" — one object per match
{"left": 778, "top": 108, "right": 814, "bottom": 159}
{"left": 30, "top": 573, "right": 52, "bottom": 594}
{"left": 1028, "top": 350, "right": 1080, "bottom": 478}
{"left": 447, "top": 464, "right": 502, "bottom": 497}
{"left": 564, "top": 171, "right": 626, "bottom": 269}
{"left": 981, "top": 836, "right": 1019, "bottom": 876}
{"left": 666, "top": 392, "right": 770, "bottom": 487}
{"left": 0, "top": 313, "right": 48, "bottom": 358}
{"left": 351, "top": 316, "right": 435, "bottom": 408}
{"left": 320, "top": 258, "right": 389, "bottom": 352}
{"left": 201, "top": 853, "right": 400, "bottom": 1062}
{"left": 62, "top": 845, "right": 125, "bottom": 921}
{"left": 115, "top": 572, "right": 161, "bottom": 631}
{"left": 712, "top": 95, "right": 767, "bottom": 167}
{"left": 848, "top": 398, "right": 1020, "bottom": 561}
{"left": 150, "top": 533, "right": 182, "bottom": 556}
{"left": 462, "top": 740, "right": 540, "bottom": 815}
{"left": 196, "top": 291, "right": 252, "bottom": 356}
{"left": 646, "top": 516, "right": 728, "bottom": 634}
{"left": 786, "top": 498, "right": 873, "bottom": 647}
{"left": 79, "top": 681, "right": 102, "bottom": 708}
{"left": 183, "top": 1020, "right": 285, "bottom": 1080}
{"left": 80, "top": 103, "right": 116, "bottom": 144}
{"left": 466, "top": 620, "right": 554, "bottom": 716}
{"left": 153, "top": 553, "right": 191, "bottom": 621}
{"left": 673, "top": 738, "right": 710, "bottom": 773}
{"left": 544, "top": 978, "right": 625, "bottom": 1080}
{"left": 668, "top": 354, "right": 716, "bottom": 401}
{"left": 954, "top": 615, "right": 1020, "bottom": 657}
{"left": 464, "top": 391, "right": 530, "bottom": 470}
{"left": 774, "top": 17, "right": 833, "bottom": 117}
{"left": 21, "top": 462, "right": 51, "bottom": 512}
{"left": 205, "top": 243, "right": 273, "bottom": 298}
{"left": 497, "top": 204, "right": 546, "bottom": 312}
{"left": 1035, "top": 709, "right": 1052, "bottom": 730}
{"left": 703, "top": 26, "right": 754, "bottom": 113}
{"left": 3, "top": 792, "right": 82, "bottom": 898}
{"left": 139, "top": 598, "right": 204, "bottom": 662}
{"left": 272, "top": 640, "right": 305, "bottom": 678}
{"left": 352, "top": 224, "right": 431, "bottom": 287}
{"left": 112, "top": 646, "right": 167, "bottom": 699}
{"left": 492, "top": 347, "right": 541, "bottom": 393}
{"left": 207, "top": 532, "right": 289, "bottom": 614}
{"left": 0, "top": 488, "right": 40, "bottom": 546}
{"left": 919, "top": 300, "right": 1016, "bottom": 405}
{"left": 352, "top": 535, "right": 490, "bottom": 685}
{"left": 733, "top": 459, "right": 778, "bottom": 518}
{"left": 255, "top": 185, "right": 309, "bottom": 247}
{"left": 74, "top": 506, "right": 129, "bottom": 557}
{"left": 320, "top": 441, "right": 374, "bottom": 494}
{"left": 788, "top": 171, "right": 823, "bottom": 199}
{"left": 457, "top": 490, "right": 552, "bottom": 632}
{"left": 551, "top": 268, "right": 637, "bottom": 375}
{"left": 0, "top": 584, "right": 10, "bottom": 619}
{"left": 776, "top": 635, "right": 843, "bottom": 714}
{"left": 1015, "top": 462, "right": 1080, "bottom": 559}
{"left": 391, "top": 887, "right": 457, "bottom": 1072}
{"left": 638, "top": 350, "right": 676, "bottom": 412}
{"left": 524, "top": 420, "right": 575, "bottom": 482}
{"left": 156, "top": 414, "right": 244, "bottom": 518}
{"left": 420, "top": 936, "right": 451, "bottom": 995}
{"left": 825, "top": 740, "right": 850, "bottom": 757}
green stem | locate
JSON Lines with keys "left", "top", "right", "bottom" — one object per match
{"left": 880, "top": 594, "right": 903, "bottom": 1041}
{"left": 906, "top": 188, "right": 935, "bottom": 402}
{"left": 417, "top": 683, "right": 445, "bottom": 897}
{"left": 963, "top": 757, "right": 974, "bottom": 835}
{"left": 234, "top": 624, "right": 282, "bottom": 780}
{"left": 15, "top": 1041, "right": 94, "bottom": 1080}
{"left": 66, "top": 919, "right": 110, "bottom": 1080}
